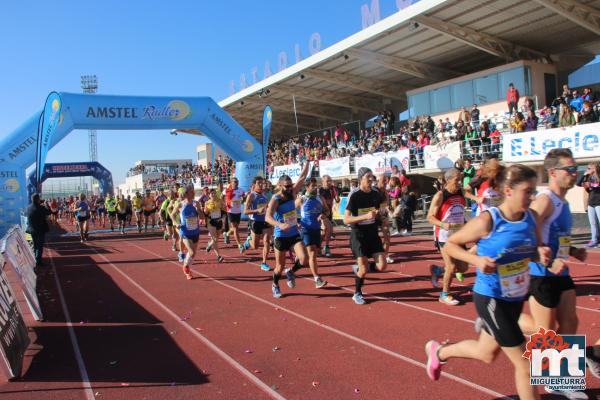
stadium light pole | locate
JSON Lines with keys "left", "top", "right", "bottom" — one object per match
{"left": 81, "top": 75, "right": 99, "bottom": 195}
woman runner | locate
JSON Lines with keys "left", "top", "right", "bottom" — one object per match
{"left": 74, "top": 193, "right": 90, "bottom": 243}
{"left": 203, "top": 189, "right": 225, "bottom": 263}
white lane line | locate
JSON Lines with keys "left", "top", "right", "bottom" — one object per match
{"left": 90, "top": 249, "right": 286, "bottom": 400}
{"left": 48, "top": 252, "right": 96, "bottom": 400}
{"left": 128, "top": 243, "right": 512, "bottom": 400}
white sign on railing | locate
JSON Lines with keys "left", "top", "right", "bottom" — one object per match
{"left": 355, "top": 152, "right": 387, "bottom": 175}
{"left": 319, "top": 157, "right": 350, "bottom": 178}
{"left": 386, "top": 149, "right": 411, "bottom": 173}
{"left": 424, "top": 141, "right": 462, "bottom": 170}
{"left": 503, "top": 122, "right": 600, "bottom": 162}
{"left": 270, "top": 162, "right": 314, "bottom": 184}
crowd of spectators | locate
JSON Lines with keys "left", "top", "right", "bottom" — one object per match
{"left": 139, "top": 157, "right": 236, "bottom": 190}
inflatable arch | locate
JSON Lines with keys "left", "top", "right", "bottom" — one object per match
{"left": 0, "top": 93, "right": 263, "bottom": 236}
{"left": 27, "top": 162, "right": 114, "bottom": 200}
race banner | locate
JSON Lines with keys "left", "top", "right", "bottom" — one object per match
{"left": 424, "top": 141, "right": 462, "bottom": 170}
{"left": 319, "top": 157, "right": 350, "bottom": 178}
{"left": 1, "top": 227, "right": 42, "bottom": 321}
{"left": 354, "top": 152, "right": 387, "bottom": 175}
{"left": 386, "top": 149, "right": 411, "bottom": 173}
{"left": 269, "top": 162, "right": 313, "bottom": 184}
{"left": 262, "top": 106, "right": 272, "bottom": 176}
{"left": 35, "top": 92, "right": 62, "bottom": 186}
{"left": 503, "top": 122, "right": 600, "bottom": 162}
{"left": 0, "top": 254, "right": 30, "bottom": 378}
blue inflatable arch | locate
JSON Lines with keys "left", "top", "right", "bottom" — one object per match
{"left": 0, "top": 93, "right": 263, "bottom": 235}
{"left": 27, "top": 162, "right": 114, "bottom": 200}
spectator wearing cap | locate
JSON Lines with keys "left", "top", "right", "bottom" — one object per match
{"left": 506, "top": 83, "right": 520, "bottom": 115}
{"left": 26, "top": 193, "right": 51, "bottom": 267}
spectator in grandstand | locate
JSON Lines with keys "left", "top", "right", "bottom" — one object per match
{"left": 579, "top": 101, "right": 598, "bottom": 124}
{"left": 454, "top": 119, "right": 467, "bottom": 142}
{"left": 444, "top": 117, "right": 453, "bottom": 132}
{"left": 582, "top": 87, "right": 598, "bottom": 104}
{"left": 489, "top": 125, "right": 501, "bottom": 156}
{"left": 465, "top": 125, "right": 481, "bottom": 160}
{"left": 579, "top": 162, "right": 600, "bottom": 248}
{"left": 506, "top": 82, "right": 520, "bottom": 115}
{"left": 540, "top": 106, "right": 557, "bottom": 129}
{"left": 479, "top": 120, "right": 491, "bottom": 156}
{"left": 462, "top": 158, "right": 476, "bottom": 189}
{"left": 399, "top": 169, "right": 411, "bottom": 190}
{"left": 570, "top": 90, "right": 584, "bottom": 113}
{"left": 510, "top": 112, "right": 526, "bottom": 133}
{"left": 558, "top": 103, "right": 576, "bottom": 127}
{"left": 27, "top": 193, "right": 51, "bottom": 267}
{"left": 520, "top": 96, "right": 534, "bottom": 114}
{"left": 524, "top": 109, "right": 538, "bottom": 131}
{"left": 561, "top": 84, "right": 573, "bottom": 104}
{"left": 470, "top": 104, "right": 480, "bottom": 131}
{"left": 457, "top": 106, "right": 471, "bottom": 124}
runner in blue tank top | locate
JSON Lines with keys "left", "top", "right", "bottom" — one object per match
{"left": 295, "top": 177, "right": 328, "bottom": 289}
{"left": 425, "top": 165, "right": 550, "bottom": 400}
{"left": 265, "top": 162, "right": 310, "bottom": 298}
{"left": 243, "top": 176, "right": 273, "bottom": 272}
{"left": 170, "top": 185, "right": 204, "bottom": 280}
{"left": 518, "top": 149, "right": 586, "bottom": 342}
{"left": 74, "top": 193, "right": 90, "bottom": 243}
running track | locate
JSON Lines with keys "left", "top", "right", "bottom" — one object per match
{"left": 1, "top": 224, "right": 599, "bottom": 399}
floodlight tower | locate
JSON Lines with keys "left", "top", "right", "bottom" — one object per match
{"left": 81, "top": 75, "right": 98, "bottom": 194}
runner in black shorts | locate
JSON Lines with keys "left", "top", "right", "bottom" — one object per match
{"left": 243, "top": 176, "right": 273, "bottom": 271}
{"left": 343, "top": 167, "right": 387, "bottom": 305}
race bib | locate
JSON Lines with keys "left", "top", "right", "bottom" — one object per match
{"left": 489, "top": 197, "right": 502, "bottom": 207}
{"left": 358, "top": 207, "right": 375, "bottom": 225}
{"left": 448, "top": 223, "right": 464, "bottom": 231}
{"left": 231, "top": 200, "right": 242, "bottom": 212}
{"left": 498, "top": 258, "right": 530, "bottom": 298}
{"left": 79, "top": 210, "right": 87, "bottom": 217}
{"left": 557, "top": 236, "right": 571, "bottom": 260}
{"left": 185, "top": 216, "right": 199, "bottom": 231}
{"left": 210, "top": 211, "right": 221, "bottom": 219}
{"left": 283, "top": 210, "right": 297, "bottom": 226}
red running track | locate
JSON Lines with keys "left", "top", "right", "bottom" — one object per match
{"left": 1, "top": 225, "right": 599, "bottom": 400}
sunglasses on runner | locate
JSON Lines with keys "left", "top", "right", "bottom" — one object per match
{"left": 554, "top": 166, "right": 578, "bottom": 174}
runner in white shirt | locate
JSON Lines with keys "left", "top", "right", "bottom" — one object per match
{"left": 223, "top": 178, "right": 246, "bottom": 253}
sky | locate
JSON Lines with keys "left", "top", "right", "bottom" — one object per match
{"left": 0, "top": 0, "right": 406, "bottom": 186}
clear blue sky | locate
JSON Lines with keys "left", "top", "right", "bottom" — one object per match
{"left": 0, "top": 0, "right": 403, "bottom": 185}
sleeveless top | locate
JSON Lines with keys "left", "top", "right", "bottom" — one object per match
{"left": 434, "top": 189, "right": 466, "bottom": 243}
{"left": 179, "top": 201, "right": 200, "bottom": 237}
{"left": 476, "top": 180, "right": 502, "bottom": 216}
{"left": 249, "top": 192, "right": 268, "bottom": 222}
{"left": 76, "top": 201, "right": 89, "bottom": 218}
{"left": 300, "top": 195, "right": 323, "bottom": 231}
{"left": 273, "top": 193, "right": 299, "bottom": 238}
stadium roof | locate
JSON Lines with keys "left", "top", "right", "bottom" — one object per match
{"left": 219, "top": 0, "right": 600, "bottom": 140}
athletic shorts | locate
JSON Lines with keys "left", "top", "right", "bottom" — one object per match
{"left": 165, "top": 215, "right": 173, "bottom": 227}
{"left": 302, "top": 228, "right": 321, "bottom": 248}
{"left": 160, "top": 210, "right": 168, "bottom": 220}
{"left": 274, "top": 235, "right": 302, "bottom": 251}
{"left": 108, "top": 211, "right": 116, "bottom": 217}
{"left": 135, "top": 208, "right": 143, "bottom": 214}
{"left": 350, "top": 228, "right": 384, "bottom": 258}
{"left": 228, "top": 212, "right": 241, "bottom": 224}
{"left": 77, "top": 216, "right": 89, "bottom": 223}
{"left": 117, "top": 213, "right": 127, "bottom": 221}
{"left": 143, "top": 209, "right": 155, "bottom": 217}
{"left": 181, "top": 235, "right": 199, "bottom": 244}
{"left": 529, "top": 275, "right": 576, "bottom": 309}
{"left": 98, "top": 208, "right": 106, "bottom": 215}
{"left": 51, "top": 211, "right": 58, "bottom": 216}
{"left": 209, "top": 218, "right": 223, "bottom": 230}
{"left": 473, "top": 292, "right": 525, "bottom": 348}
{"left": 250, "top": 220, "right": 271, "bottom": 235}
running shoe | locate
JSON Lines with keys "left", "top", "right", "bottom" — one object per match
{"left": 585, "top": 240, "right": 598, "bottom": 248}
{"left": 324, "top": 245, "right": 332, "bottom": 257}
{"left": 430, "top": 265, "right": 443, "bottom": 288}
{"left": 586, "top": 346, "right": 600, "bottom": 378}
{"left": 315, "top": 278, "right": 327, "bottom": 289}
{"left": 439, "top": 293, "right": 460, "bottom": 306}
{"left": 386, "top": 256, "right": 394, "bottom": 264}
{"left": 544, "top": 387, "right": 589, "bottom": 399}
{"left": 238, "top": 244, "right": 245, "bottom": 254}
{"left": 217, "top": 255, "right": 224, "bottom": 263}
{"left": 244, "top": 237, "right": 251, "bottom": 250}
{"left": 163, "top": 232, "right": 169, "bottom": 241}
{"left": 425, "top": 340, "right": 443, "bottom": 381}
{"left": 474, "top": 317, "right": 484, "bottom": 334}
{"left": 178, "top": 252, "right": 185, "bottom": 263}
{"left": 272, "top": 284, "right": 282, "bottom": 298}
{"left": 286, "top": 269, "right": 296, "bottom": 288}
{"left": 223, "top": 232, "right": 230, "bottom": 244}
{"left": 455, "top": 272, "right": 464, "bottom": 282}
{"left": 260, "top": 263, "right": 271, "bottom": 271}
{"left": 171, "top": 243, "right": 177, "bottom": 252}
{"left": 352, "top": 292, "right": 366, "bottom": 305}
{"left": 206, "top": 241, "right": 213, "bottom": 253}
{"left": 183, "top": 266, "right": 193, "bottom": 280}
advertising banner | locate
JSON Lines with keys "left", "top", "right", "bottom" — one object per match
{"left": 0, "top": 254, "right": 30, "bottom": 378}
{"left": 503, "top": 122, "right": 600, "bottom": 162}
{"left": 269, "top": 162, "right": 313, "bottom": 184}
{"left": 424, "top": 141, "right": 462, "bottom": 170}
{"left": 36, "top": 92, "right": 62, "bottom": 185}
{"left": 262, "top": 106, "right": 272, "bottom": 176}
{"left": 319, "top": 157, "right": 350, "bottom": 178}
{"left": 0, "top": 162, "right": 26, "bottom": 236}
{"left": 386, "top": 149, "right": 411, "bottom": 173}
{"left": 1, "top": 227, "right": 42, "bottom": 321}
{"left": 354, "top": 152, "right": 387, "bottom": 175}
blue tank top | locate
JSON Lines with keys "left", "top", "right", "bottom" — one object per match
{"left": 300, "top": 195, "right": 322, "bottom": 231}
{"left": 273, "top": 194, "right": 299, "bottom": 238}
{"left": 473, "top": 207, "right": 538, "bottom": 302}
{"left": 250, "top": 192, "right": 268, "bottom": 222}
{"left": 529, "top": 190, "right": 572, "bottom": 277}
{"left": 76, "top": 201, "right": 89, "bottom": 218}
{"left": 179, "top": 201, "right": 200, "bottom": 237}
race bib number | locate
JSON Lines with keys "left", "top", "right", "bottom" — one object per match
{"left": 79, "top": 210, "right": 87, "bottom": 217}
{"left": 210, "top": 211, "right": 221, "bottom": 219}
{"left": 283, "top": 210, "right": 297, "bottom": 226}
{"left": 358, "top": 207, "right": 375, "bottom": 225}
{"left": 498, "top": 258, "right": 530, "bottom": 298}
{"left": 557, "top": 236, "right": 571, "bottom": 260}
{"left": 448, "top": 223, "right": 464, "bottom": 231}
{"left": 186, "top": 216, "right": 199, "bottom": 231}
{"left": 231, "top": 200, "right": 242, "bottom": 212}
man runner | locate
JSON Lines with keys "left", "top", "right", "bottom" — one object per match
{"left": 143, "top": 190, "right": 156, "bottom": 232}
{"left": 132, "top": 192, "right": 143, "bottom": 233}
{"left": 319, "top": 175, "right": 339, "bottom": 257}
{"left": 105, "top": 193, "right": 117, "bottom": 232}
{"left": 224, "top": 178, "right": 246, "bottom": 253}
{"left": 243, "top": 176, "right": 273, "bottom": 271}
{"left": 170, "top": 185, "right": 204, "bottom": 280}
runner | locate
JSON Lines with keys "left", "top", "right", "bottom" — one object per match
{"left": 132, "top": 191, "right": 143, "bottom": 233}
{"left": 97, "top": 196, "right": 107, "bottom": 228}
{"left": 243, "top": 176, "right": 273, "bottom": 271}
{"left": 168, "top": 188, "right": 186, "bottom": 262}
{"left": 74, "top": 193, "right": 90, "bottom": 243}
{"left": 425, "top": 164, "right": 548, "bottom": 400}
{"left": 161, "top": 190, "right": 178, "bottom": 251}
{"left": 49, "top": 198, "right": 59, "bottom": 224}
{"left": 143, "top": 190, "right": 156, "bottom": 232}
{"left": 428, "top": 168, "right": 468, "bottom": 305}
{"left": 116, "top": 194, "right": 129, "bottom": 235}
{"left": 319, "top": 175, "right": 339, "bottom": 257}
{"left": 170, "top": 184, "right": 204, "bottom": 280}
{"left": 376, "top": 174, "right": 394, "bottom": 264}
{"left": 155, "top": 190, "right": 167, "bottom": 227}
{"left": 203, "top": 188, "right": 225, "bottom": 263}
{"left": 265, "top": 162, "right": 311, "bottom": 298}
{"left": 296, "top": 177, "right": 328, "bottom": 288}
{"left": 125, "top": 195, "right": 133, "bottom": 226}
{"left": 517, "top": 149, "right": 583, "bottom": 337}
{"left": 224, "top": 178, "right": 246, "bottom": 253}
{"left": 465, "top": 158, "right": 505, "bottom": 216}
{"left": 89, "top": 196, "right": 98, "bottom": 225}
{"left": 343, "top": 167, "right": 387, "bottom": 305}
{"left": 105, "top": 193, "right": 117, "bottom": 232}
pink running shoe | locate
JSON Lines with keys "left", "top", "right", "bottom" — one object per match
{"left": 425, "top": 340, "right": 443, "bottom": 381}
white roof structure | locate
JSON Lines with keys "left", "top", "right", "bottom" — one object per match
{"left": 219, "top": 0, "right": 600, "bottom": 139}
